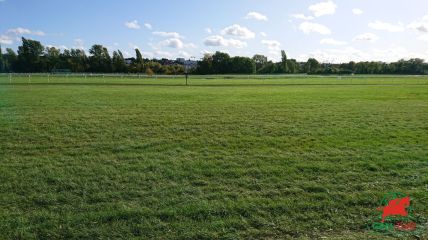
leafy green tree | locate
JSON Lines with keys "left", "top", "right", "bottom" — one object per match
{"left": 349, "top": 61, "right": 356, "bottom": 73}
{"left": 146, "top": 67, "right": 154, "bottom": 77}
{"left": 133, "top": 48, "right": 145, "bottom": 72}
{"left": 146, "top": 61, "right": 162, "bottom": 74}
{"left": 305, "top": 58, "right": 319, "bottom": 74}
{"left": 0, "top": 45, "right": 4, "bottom": 72}
{"left": 286, "top": 59, "right": 297, "bottom": 73}
{"left": 230, "top": 56, "right": 256, "bottom": 74}
{"left": 252, "top": 54, "right": 268, "bottom": 73}
{"left": 89, "top": 44, "right": 112, "bottom": 72}
{"left": 103, "top": 47, "right": 112, "bottom": 72}
{"left": 4, "top": 48, "right": 17, "bottom": 72}
{"left": 135, "top": 48, "right": 143, "bottom": 64}
{"left": 60, "top": 49, "right": 72, "bottom": 71}
{"left": 196, "top": 53, "right": 213, "bottom": 74}
{"left": 212, "top": 51, "right": 231, "bottom": 74}
{"left": 257, "top": 61, "right": 277, "bottom": 74}
{"left": 112, "top": 50, "right": 127, "bottom": 73}
{"left": 17, "top": 37, "right": 44, "bottom": 72}
{"left": 408, "top": 58, "right": 425, "bottom": 74}
{"left": 160, "top": 64, "right": 184, "bottom": 75}
{"left": 69, "top": 49, "right": 88, "bottom": 72}
{"left": 117, "top": 50, "right": 127, "bottom": 72}
{"left": 45, "top": 47, "right": 61, "bottom": 72}
{"left": 6, "top": 38, "right": 428, "bottom": 75}
{"left": 281, "top": 50, "right": 289, "bottom": 73}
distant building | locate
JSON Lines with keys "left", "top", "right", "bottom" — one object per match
{"left": 185, "top": 60, "right": 198, "bottom": 68}
{"left": 176, "top": 58, "right": 197, "bottom": 68}
{"left": 176, "top": 58, "right": 186, "bottom": 64}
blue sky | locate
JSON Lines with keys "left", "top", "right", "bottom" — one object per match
{"left": 1, "top": 0, "right": 428, "bottom": 63}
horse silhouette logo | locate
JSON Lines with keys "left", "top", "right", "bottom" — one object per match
{"left": 377, "top": 196, "right": 410, "bottom": 223}
{"left": 371, "top": 192, "right": 419, "bottom": 234}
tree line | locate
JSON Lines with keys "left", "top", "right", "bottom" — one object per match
{"left": 0, "top": 38, "right": 185, "bottom": 75}
{"left": 194, "top": 51, "right": 427, "bottom": 75}
{"left": 0, "top": 38, "right": 427, "bottom": 75}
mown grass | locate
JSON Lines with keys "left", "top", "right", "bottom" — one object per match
{"left": 1, "top": 74, "right": 428, "bottom": 86}
{"left": 0, "top": 77, "right": 427, "bottom": 239}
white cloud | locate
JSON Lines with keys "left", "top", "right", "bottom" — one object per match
{"left": 291, "top": 14, "right": 314, "bottom": 21}
{"left": 8, "top": 27, "right": 45, "bottom": 36}
{"left": 46, "top": 44, "right": 68, "bottom": 50}
{"left": 309, "top": 1, "right": 337, "bottom": 17}
{"left": 178, "top": 50, "right": 191, "bottom": 58}
{"left": 125, "top": 20, "right": 141, "bottom": 29}
{"left": 0, "top": 35, "right": 13, "bottom": 45}
{"left": 123, "top": 51, "right": 132, "bottom": 58}
{"left": 73, "top": 38, "right": 85, "bottom": 50}
{"left": 298, "top": 46, "right": 427, "bottom": 63}
{"left": 409, "top": 23, "right": 428, "bottom": 33}
{"left": 204, "top": 35, "right": 247, "bottom": 48}
{"left": 152, "top": 31, "right": 183, "bottom": 38}
{"left": 417, "top": 35, "right": 428, "bottom": 41}
{"left": 320, "top": 38, "right": 347, "bottom": 45}
{"left": 205, "top": 28, "right": 212, "bottom": 34}
{"left": 220, "top": 38, "right": 247, "bottom": 49}
{"left": 408, "top": 17, "right": 428, "bottom": 33}
{"left": 129, "top": 43, "right": 139, "bottom": 50}
{"left": 159, "top": 38, "right": 184, "bottom": 49}
{"left": 368, "top": 21, "right": 404, "bottom": 32}
{"left": 260, "top": 32, "right": 267, "bottom": 37}
{"left": 245, "top": 11, "right": 268, "bottom": 21}
{"left": 221, "top": 24, "right": 255, "bottom": 39}
{"left": 204, "top": 35, "right": 228, "bottom": 47}
{"left": 267, "top": 50, "right": 281, "bottom": 61}
{"left": 201, "top": 49, "right": 213, "bottom": 55}
{"left": 184, "top": 43, "right": 197, "bottom": 48}
{"left": 299, "top": 22, "right": 331, "bottom": 35}
{"left": 354, "top": 33, "right": 379, "bottom": 42}
{"left": 33, "top": 31, "right": 45, "bottom": 36}
{"left": 134, "top": 50, "right": 172, "bottom": 59}
{"left": 144, "top": 23, "right": 152, "bottom": 30}
{"left": 261, "top": 40, "right": 281, "bottom": 51}
{"left": 352, "top": 8, "right": 363, "bottom": 15}
{"left": 155, "top": 50, "right": 173, "bottom": 58}
{"left": 8, "top": 28, "right": 30, "bottom": 35}
{"left": 141, "top": 51, "right": 154, "bottom": 59}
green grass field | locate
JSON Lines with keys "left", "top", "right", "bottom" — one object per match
{"left": 0, "top": 76, "right": 427, "bottom": 239}
{"left": 2, "top": 74, "right": 428, "bottom": 86}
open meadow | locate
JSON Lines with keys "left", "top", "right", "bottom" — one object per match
{"left": 0, "top": 75, "right": 427, "bottom": 239}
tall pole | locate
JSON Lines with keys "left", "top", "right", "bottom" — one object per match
{"left": 185, "top": 59, "right": 189, "bottom": 86}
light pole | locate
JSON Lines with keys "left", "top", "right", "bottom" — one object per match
{"left": 184, "top": 56, "right": 196, "bottom": 86}
{"left": 185, "top": 62, "right": 189, "bottom": 86}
